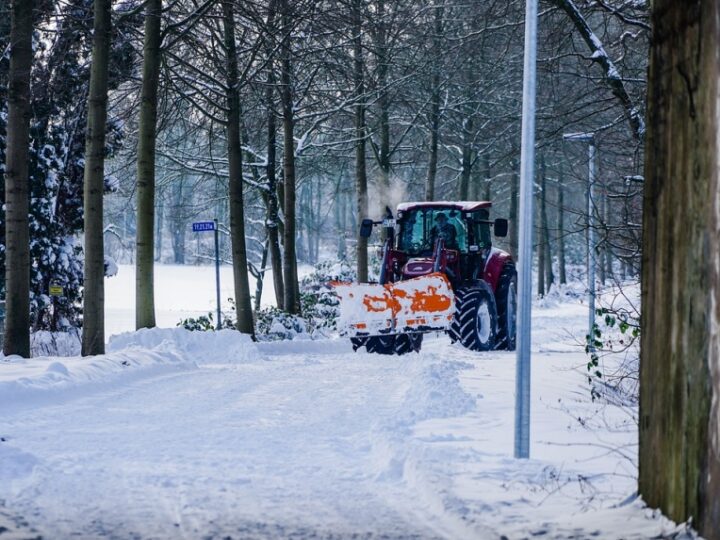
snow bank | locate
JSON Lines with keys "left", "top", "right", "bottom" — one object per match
{"left": 30, "top": 330, "right": 81, "bottom": 357}
{"left": 107, "top": 327, "right": 260, "bottom": 364}
{"left": 0, "top": 328, "right": 261, "bottom": 413}
{"left": 0, "top": 347, "right": 191, "bottom": 413}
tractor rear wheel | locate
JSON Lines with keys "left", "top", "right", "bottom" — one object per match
{"left": 449, "top": 282, "right": 498, "bottom": 351}
{"left": 495, "top": 264, "right": 517, "bottom": 351}
{"left": 352, "top": 334, "right": 423, "bottom": 355}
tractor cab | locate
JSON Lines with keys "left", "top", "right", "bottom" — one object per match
{"left": 377, "top": 202, "right": 507, "bottom": 288}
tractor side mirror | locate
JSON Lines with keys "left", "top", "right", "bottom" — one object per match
{"left": 494, "top": 218, "right": 508, "bottom": 238}
{"left": 359, "top": 218, "right": 374, "bottom": 238}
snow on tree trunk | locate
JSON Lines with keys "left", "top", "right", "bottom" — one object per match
{"left": 640, "top": 2, "right": 720, "bottom": 536}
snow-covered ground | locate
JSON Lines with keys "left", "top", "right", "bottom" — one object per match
{"left": 104, "top": 263, "right": 314, "bottom": 339}
{"left": 0, "top": 272, "right": 693, "bottom": 539}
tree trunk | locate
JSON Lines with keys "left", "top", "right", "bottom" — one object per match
{"left": 313, "top": 176, "right": 321, "bottom": 263}
{"left": 135, "top": 0, "right": 162, "bottom": 330}
{"left": 536, "top": 155, "right": 548, "bottom": 297}
{"left": 543, "top": 220, "right": 554, "bottom": 292}
{"left": 254, "top": 240, "right": 269, "bottom": 312}
{"left": 155, "top": 192, "right": 163, "bottom": 262}
{"left": 603, "top": 189, "right": 612, "bottom": 282}
{"left": 557, "top": 163, "right": 567, "bottom": 284}
{"left": 509, "top": 158, "right": 519, "bottom": 260}
{"left": 215, "top": 178, "right": 227, "bottom": 256}
{"left": 353, "top": 0, "right": 369, "bottom": 282}
{"left": 640, "top": 3, "right": 720, "bottom": 538}
{"left": 374, "top": 0, "right": 390, "bottom": 211}
{"left": 171, "top": 177, "right": 186, "bottom": 264}
{"left": 458, "top": 116, "right": 473, "bottom": 199}
{"left": 3, "top": 0, "right": 33, "bottom": 358}
{"left": 424, "top": 1, "right": 443, "bottom": 202}
{"left": 266, "top": 69, "right": 285, "bottom": 309}
{"left": 482, "top": 154, "right": 491, "bottom": 201}
{"left": 598, "top": 184, "right": 607, "bottom": 285}
{"left": 222, "top": 0, "right": 254, "bottom": 335}
{"left": 537, "top": 189, "right": 545, "bottom": 298}
{"left": 336, "top": 179, "right": 347, "bottom": 260}
{"left": 280, "top": 0, "right": 299, "bottom": 314}
{"left": 81, "top": 0, "right": 112, "bottom": 356}
{"left": 540, "top": 155, "right": 554, "bottom": 292}
{"left": 261, "top": 2, "right": 283, "bottom": 308}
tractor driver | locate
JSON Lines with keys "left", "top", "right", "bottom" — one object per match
{"left": 431, "top": 212, "right": 458, "bottom": 249}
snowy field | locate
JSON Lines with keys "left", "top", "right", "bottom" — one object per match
{"left": 104, "top": 263, "right": 296, "bottom": 338}
{"left": 0, "top": 267, "right": 693, "bottom": 539}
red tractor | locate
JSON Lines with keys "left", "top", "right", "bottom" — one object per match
{"left": 333, "top": 201, "right": 517, "bottom": 355}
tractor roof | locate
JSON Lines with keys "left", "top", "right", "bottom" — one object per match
{"left": 396, "top": 201, "right": 492, "bottom": 213}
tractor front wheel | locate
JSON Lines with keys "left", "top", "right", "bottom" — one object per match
{"left": 352, "top": 334, "right": 423, "bottom": 355}
{"left": 495, "top": 264, "right": 517, "bottom": 351}
{"left": 449, "top": 282, "right": 498, "bottom": 351}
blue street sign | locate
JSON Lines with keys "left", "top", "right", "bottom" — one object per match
{"left": 192, "top": 221, "right": 216, "bottom": 232}
{"left": 192, "top": 218, "right": 222, "bottom": 330}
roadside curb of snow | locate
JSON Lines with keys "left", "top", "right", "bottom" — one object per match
{"left": 0, "top": 348, "right": 194, "bottom": 413}
{"left": 107, "top": 327, "right": 261, "bottom": 365}
{"left": 0, "top": 328, "right": 260, "bottom": 413}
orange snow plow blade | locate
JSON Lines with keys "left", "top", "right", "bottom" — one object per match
{"left": 331, "top": 273, "right": 455, "bottom": 337}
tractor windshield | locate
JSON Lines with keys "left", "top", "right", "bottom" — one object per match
{"left": 397, "top": 208, "right": 467, "bottom": 254}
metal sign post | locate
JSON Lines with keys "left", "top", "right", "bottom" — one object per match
{"left": 587, "top": 142, "right": 597, "bottom": 351}
{"left": 192, "top": 220, "right": 222, "bottom": 330}
{"left": 214, "top": 219, "right": 221, "bottom": 330}
{"left": 514, "top": 0, "right": 539, "bottom": 460}
{"left": 49, "top": 282, "right": 64, "bottom": 332}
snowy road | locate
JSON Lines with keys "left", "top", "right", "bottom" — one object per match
{"left": 0, "top": 290, "right": 683, "bottom": 539}
{"left": 2, "top": 349, "right": 450, "bottom": 538}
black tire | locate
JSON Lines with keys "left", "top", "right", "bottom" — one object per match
{"left": 495, "top": 264, "right": 517, "bottom": 351}
{"left": 365, "top": 335, "right": 396, "bottom": 355}
{"left": 353, "top": 333, "right": 423, "bottom": 355}
{"left": 350, "top": 337, "right": 367, "bottom": 352}
{"left": 394, "top": 333, "right": 423, "bottom": 354}
{"left": 449, "top": 282, "right": 498, "bottom": 351}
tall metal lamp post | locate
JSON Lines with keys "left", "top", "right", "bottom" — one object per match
{"left": 514, "top": 0, "right": 539, "bottom": 460}
{"left": 563, "top": 132, "right": 597, "bottom": 350}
